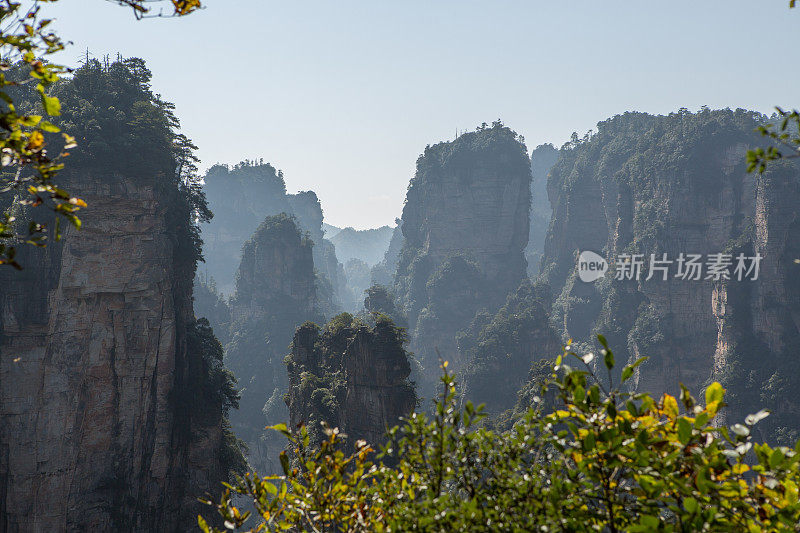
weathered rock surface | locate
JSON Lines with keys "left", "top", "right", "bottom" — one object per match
{"left": 539, "top": 109, "right": 800, "bottom": 440}
{"left": 286, "top": 314, "right": 416, "bottom": 448}
{"left": 0, "top": 173, "right": 228, "bottom": 531}
{"left": 394, "top": 122, "right": 532, "bottom": 391}
{"left": 201, "top": 163, "right": 347, "bottom": 310}
{"left": 526, "top": 143, "right": 559, "bottom": 276}
{"left": 225, "top": 214, "right": 322, "bottom": 474}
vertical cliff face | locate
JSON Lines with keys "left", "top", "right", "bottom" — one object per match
{"left": 201, "top": 167, "right": 347, "bottom": 313}
{"left": 0, "top": 58, "right": 243, "bottom": 532}
{"left": 712, "top": 163, "right": 800, "bottom": 441}
{"left": 287, "top": 191, "right": 349, "bottom": 314}
{"left": 394, "top": 122, "right": 531, "bottom": 390}
{"left": 285, "top": 314, "right": 416, "bottom": 448}
{"left": 201, "top": 162, "right": 291, "bottom": 295}
{"left": 539, "top": 109, "right": 800, "bottom": 440}
{"left": 0, "top": 174, "right": 229, "bottom": 531}
{"left": 370, "top": 219, "right": 403, "bottom": 287}
{"left": 526, "top": 143, "right": 559, "bottom": 276}
{"left": 226, "top": 214, "right": 322, "bottom": 473}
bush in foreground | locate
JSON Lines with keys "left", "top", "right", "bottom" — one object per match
{"left": 200, "top": 336, "right": 800, "bottom": 532}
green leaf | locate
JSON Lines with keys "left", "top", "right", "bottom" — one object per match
{"left": 279, "top": 451, "right": 290, "bottom": 476}
{"left": 603, "top": 348, "right": 614, "bottom": 370}
{"left": 621, "top": 366, "right": 633, "bottom": 382}
{"left": 39, "top": 120, "right": 59, "bottom": 133}
{"left": 573, "top": 385, "right": 585, "bottom": 403}
{"left": 597, "top": 334, "right": 608, "bottom": 348}
{"left": 267, "top": 423, "right": 291, "bottom": 437}
{"left": 40, "top": 93, "right": 61, "bottom": 116}
{"left": 769, "top": 448, "right": 784, "bottom": 469}
{"left": 677, "top": 418, "right": 692, "bottom": 445}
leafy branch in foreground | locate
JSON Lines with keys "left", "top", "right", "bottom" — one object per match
{"left": 200, "top": 336, "right": 800, "bottom": 532}
{"left": 0, "top": 0, "right": 80, "bottom": 268}
{"left": 107, "top": 0, "right": 202, "bottom": 19}
{"left": 0, "top": 0, "right": 200, "bottom": 268}
{"left": 747, "top": 108, "right": 800, "bottom": 174}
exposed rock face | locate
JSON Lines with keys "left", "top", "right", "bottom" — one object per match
{"left": 394, "top": 123, "right": 531, "bottom": 391}
{"left": 286, "top": 191, "right": 348, "bottom": 314}
{"left": 201, "top": 164, "right": 347, "bottom": 310}
{"left": 201, "top": 162, "right": 291, "bottom": 295}
{"left": 370, "top": 219, "right": 403, "bottom": 287}
{"left": 539, "top": 109, "right": 800, "bottom": 440}
{"left": 286, "top": 314, "right": 417, "bottom": 448}
{"left": 225, "top": 214, "right": 322, "bottom": 473}
{"left": 526, "top": 144, "right": 559, "bottom": 276}
{"left": 0, "top": 173, "right": 229, "bottom": 531}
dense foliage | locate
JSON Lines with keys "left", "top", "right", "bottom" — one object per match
{"left": 201, "top": 336, "right": 800, "bottom": 532}
{"left": 285, "top": 312, "right": 416, "bottom": 448}
{"left": 0, "top": 0, "right": 198, "bottom": 268}
{"left": 458, "top": 279, "right": 560, "bottom": 415}
{"left": 184, "top": 318, "right": 247, "bottom": 481}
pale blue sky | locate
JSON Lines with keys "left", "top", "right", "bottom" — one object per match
{"left": 47, "top": 1, "right": 798, "bottom": 228}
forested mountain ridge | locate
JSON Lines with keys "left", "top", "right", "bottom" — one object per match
{"left": 540, "top": 108, "right": 800, "bottom": 442}
{"left": 286, "top": 313, "right": 417, "bottom": 449}
{"left": 200, "top": 163, "right": 347, "bottom": 308}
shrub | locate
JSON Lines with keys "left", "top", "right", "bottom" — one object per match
{"left": 200, "top": 336, "right": 800, "bottom": 532}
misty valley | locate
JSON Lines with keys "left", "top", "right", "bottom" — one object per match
{"left": 1, "top": 2, "right": 800, "bottom": 531}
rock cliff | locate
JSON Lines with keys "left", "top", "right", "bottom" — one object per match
{"left": 370, "top": 219, "right": 403, "bottom": 287}
{"left": 394, "top": 122, "right": 531, "bottom": 392}
{"left": 225, "top": 214, "right": 323, "bottom": 473}
{"left": 0, "top": 172, "right": 235, "bottom": 531}
{"left": 0, "top": 58, "right": 241, "bottom": 532}
{"left": 285, "top": 314, "right": 416, "bottom": 448}
{"left": 539, "top": 108, "right": 800, "bottom": 440}
{"left": 201, "top": 164, "right": 347, "bottom": 310}
{"left": 526, "top": 143, "right": 559, "bottom": 276}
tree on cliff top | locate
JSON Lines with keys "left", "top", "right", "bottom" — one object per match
{"left": 0, "top": 0, "right": 199, "bottom": 269}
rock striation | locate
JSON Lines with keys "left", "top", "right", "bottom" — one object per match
{"left": 285, "top": 314, "right": 417, "bottom": 448}
{"left": 0, "top": 172, "right": 234, "bottom": 532}
{"left": 539, "top": 109, "right": 800, "bottom": 440}
{"left": 394, "top": 122, "right": 532, "bottom": 393}
{"left": 0, "top": 58, "right": 241, "bottom": 532}
{"left": 225, "top": 213, "right": 323, "bottom": 473}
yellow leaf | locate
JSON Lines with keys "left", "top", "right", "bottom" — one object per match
{"left": 26, "top": 131, "right": 44, "bottom": 151}
{"left": 662, "top": 394, "right": 679, "bottom": 419}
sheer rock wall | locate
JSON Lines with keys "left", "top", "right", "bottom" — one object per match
{"left": 0, "top": 173, "right": 225, "bottom": 532}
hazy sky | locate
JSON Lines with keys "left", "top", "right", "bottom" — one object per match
{"left": 47, "top": 1, "right": 798, "bottom": 229}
